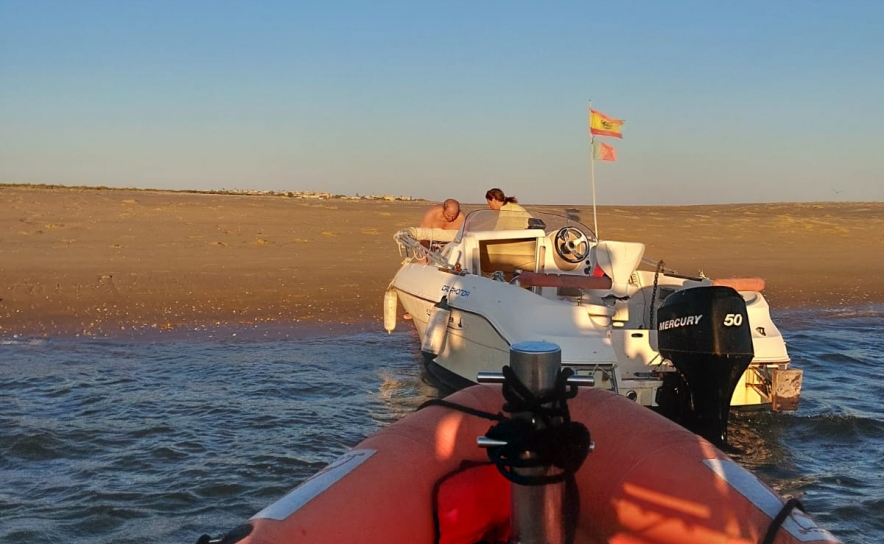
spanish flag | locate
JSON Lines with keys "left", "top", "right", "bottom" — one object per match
{"left": 589, "top": 109, "right": 624, "bottom": 139}
{"left": 593, "top": 141, "right": 617, "bottom": 162}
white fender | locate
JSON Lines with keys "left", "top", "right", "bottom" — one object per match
{"left": 421, "top": 303, "right": 451, "bottom": 355}
{"left": 383, "top": 289, "right": 398, "bottom": 334}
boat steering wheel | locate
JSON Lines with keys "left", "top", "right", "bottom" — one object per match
{"left": 554, "top": 227, "right": 590, "bottom": 264}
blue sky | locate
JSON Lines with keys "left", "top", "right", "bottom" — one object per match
{"left": 2, "top": 1, "right": 882, "bottom": 205}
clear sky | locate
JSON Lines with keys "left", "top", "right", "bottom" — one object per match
{"left": 2, "top": 1, "right": 882, "bottom": 205}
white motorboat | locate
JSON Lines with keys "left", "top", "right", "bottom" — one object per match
{"left": 385, "top": 209, "right": 802, "bottom": 420}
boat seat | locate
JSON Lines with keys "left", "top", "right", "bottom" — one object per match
{"left": 517, "top": 271, "right": 612, "bottom": 290}
{"left": 712, "top": 277, "right": 766, "bottom": 291}
{"left": 592, "top": 241, "right": 645, "bottom": 298}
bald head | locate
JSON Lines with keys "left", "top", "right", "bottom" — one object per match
{"left": 442, "top": 199, "right": 461, "bottom": 221}
{"left": 420, "top": 198, "right": 465, "bottom": 230}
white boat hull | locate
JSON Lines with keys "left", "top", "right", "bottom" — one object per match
{"left": 388, "top": 210, "right": 797, "bottom": 410}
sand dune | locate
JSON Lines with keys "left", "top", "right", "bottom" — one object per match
{"left": 1, "top": 186, "right": 881, "bottom": 337}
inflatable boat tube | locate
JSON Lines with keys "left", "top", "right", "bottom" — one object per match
{"left": 220, "top": 386, "right": 838, "bottom": 544}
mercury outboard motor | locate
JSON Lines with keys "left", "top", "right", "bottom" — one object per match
{"left": 656, "top": 286, "right": 753, "bottom": 447}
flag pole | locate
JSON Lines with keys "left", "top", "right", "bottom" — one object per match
{"left": 588, "top": 102, "right": 599, "bottom": 239}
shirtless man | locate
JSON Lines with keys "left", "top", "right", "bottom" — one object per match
{"left": 419, "top": 198, "right": 465, "bottom": 230}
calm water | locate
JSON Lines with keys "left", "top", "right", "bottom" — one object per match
{"left": 1, "top": 306, "right": 882, "bottom": 543}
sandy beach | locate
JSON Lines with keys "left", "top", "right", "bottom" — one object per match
{"left": 1, "top": 185, "right": 882, "bottom": 338}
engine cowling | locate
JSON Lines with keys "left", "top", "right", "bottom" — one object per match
{"left": 656, "top": 286, "right": 753, "bottom": 447}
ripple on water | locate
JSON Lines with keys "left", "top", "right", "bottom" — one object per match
{"left": 4, "top": 431, "right": 68, "bottom": 461}
{"left": 1, "top": 313, "right": 882, "bottom": 543}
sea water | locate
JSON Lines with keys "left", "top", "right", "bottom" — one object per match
{"left": 1, "top": 306, "right": 882, "bottom": 543}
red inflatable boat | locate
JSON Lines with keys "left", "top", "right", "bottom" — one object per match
{"left": 200, "top": 382, "right": 838, "bottom": 544}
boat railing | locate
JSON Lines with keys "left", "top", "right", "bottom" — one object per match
{"left": 392, "top": 227, "right": 455, "bottom": 267}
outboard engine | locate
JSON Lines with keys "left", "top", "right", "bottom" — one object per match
{"left": 655, "top": 286, "right": 753, "bottom": 447}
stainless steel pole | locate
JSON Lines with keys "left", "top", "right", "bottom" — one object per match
{"left": 508, "top": 341, "right": 564, "bottom": 544}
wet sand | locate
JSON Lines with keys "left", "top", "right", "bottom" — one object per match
{"left": 1, "top": 186, "right": 882, "bottom": 337}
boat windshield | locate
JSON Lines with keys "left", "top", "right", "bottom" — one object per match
{"left": 454, "top": 209, "right": 597, "bottom": 243}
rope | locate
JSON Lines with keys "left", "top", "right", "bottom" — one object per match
{"left": 195, "top": 523, "right": 252, "bottom": 544}
{"left": 649, "top": 259, "right": 664, "bottom": 330}
{"left": 393, "top": 229, "right": 451, "bottom": 267}
{"left": 418, "top": 368, "right": 591, "bottom": 487}
{"left": 760, "top": 497, "right": 805, "bottom": 544}
{"left": 487, "top": 367, "right": 591, "bottom": 486}
{"left": 417, "top": 398, "right": 504, "bottom": 422}
{"left": 500, "top": 365, "right": 577, "bottom": 424}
